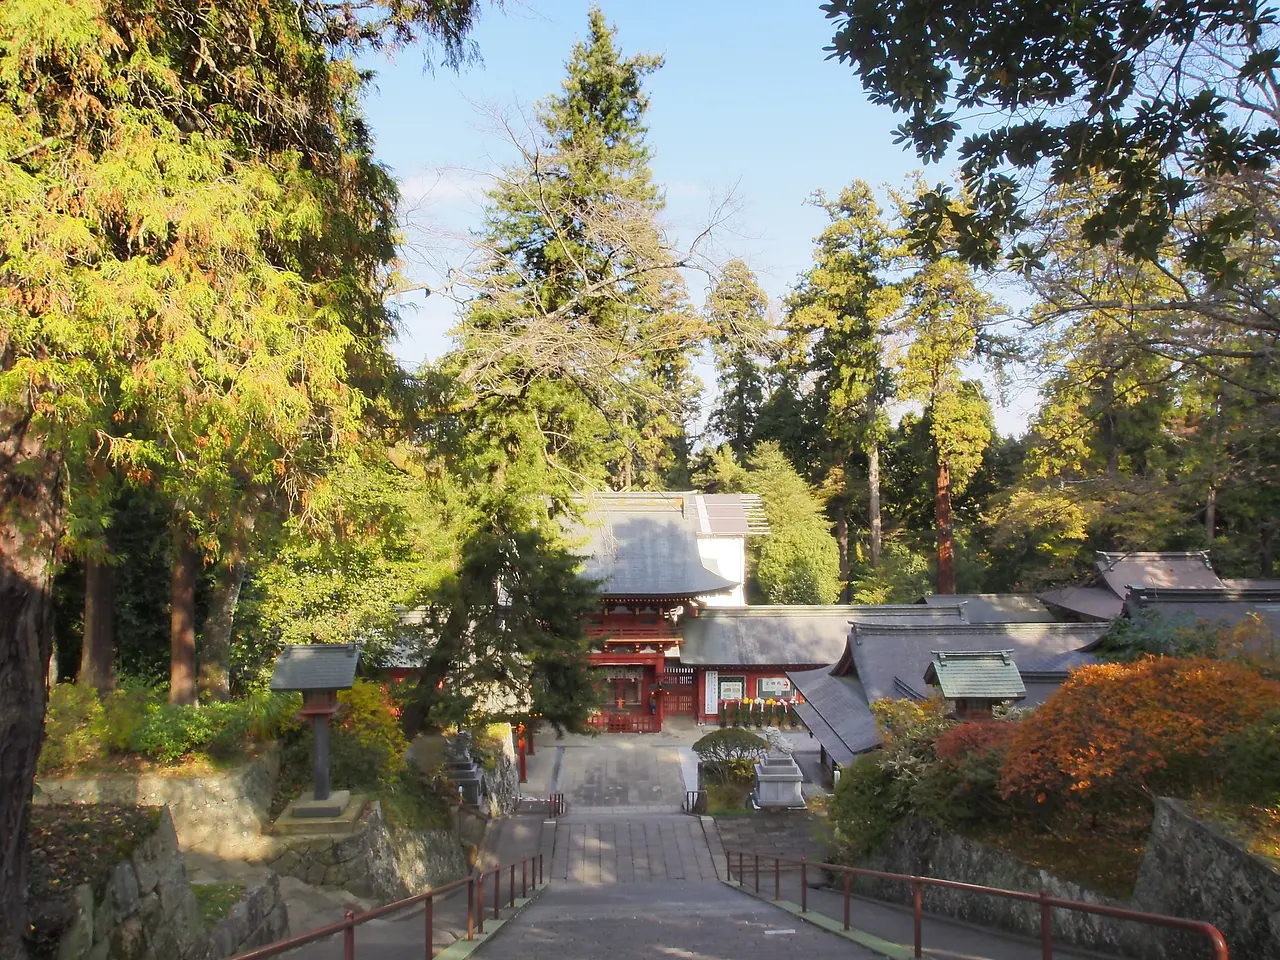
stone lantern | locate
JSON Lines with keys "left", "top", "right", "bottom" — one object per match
{"left": 270, "top": 643, "right": 360, "bottom": 820}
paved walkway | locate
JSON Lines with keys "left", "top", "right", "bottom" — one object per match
{"left": 549, "top": 814, "right": 720, "bottom": 883}
{"left": 473, "top": 880, "right": 879, "bottom": 960}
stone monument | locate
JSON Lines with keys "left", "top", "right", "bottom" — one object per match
{"left": 752, "top": 748, "right": 805, "bottom": 810}
{"left": 269, "top": 643, "right": 362, "bottom": 828}
{"left": 443, "top": 730, "right": 485, "bottom": 806}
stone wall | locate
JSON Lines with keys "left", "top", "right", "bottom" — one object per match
{"left": 476, "top": 724, "right": 519, "bottom": 818}
{"left": 55, "top": 807, "right": 287, "bottom": 960}
{"left": 1131, "top": 798, "right": 1280, "bottom": 960}
{"left": 36, "top": 748, "right": 279, "bottom": 859}
{"left": 845, "top": 798, "right": 1280, "bottom": 960}
{"left": 255, "top": 802, "right": 468, "bottom": 902}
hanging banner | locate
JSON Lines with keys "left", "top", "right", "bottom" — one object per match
{"left": 704, "top": 669, "right": 718, "bottom": 715}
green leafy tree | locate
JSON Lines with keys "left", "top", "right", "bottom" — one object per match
{"left": 0, "top": 0, "right": 480, "bottom": 950}
{"left": 822, "top": 0, "right": 1280, "bottom": 281}
{"left": 705, "top": 260, "right": 773, "bottom": 458}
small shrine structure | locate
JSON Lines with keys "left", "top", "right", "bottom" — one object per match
{"left": 270, "top": 643, "right": 360, "bottom": 823}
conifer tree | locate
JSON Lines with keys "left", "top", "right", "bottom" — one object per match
{"left": 452, "top": 8, "right": 704, "bottom": 490}
{"left": 705, "top": 259, "right": 773, "bottom": 458}
{"left": 785, "top": 182, "right": 897, "bottom": 580}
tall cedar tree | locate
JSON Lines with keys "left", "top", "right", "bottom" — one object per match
{"left": 705, "top": 260, "right": 772, "bottom": 458}
{"left": 454, "top": 8, "right": 702, "bottom": 490}
{"left": 785, "top": 182, "right": 896, "bottom": 582}
{"left": 0, "top": 0, "right": 479, "bottom": 951}
{"left": 896, "top": 259, "right": 1001, "bottom": 593}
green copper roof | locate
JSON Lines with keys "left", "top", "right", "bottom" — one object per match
{"left": 923, "top": 649, "right": 1026, "bottom": 700}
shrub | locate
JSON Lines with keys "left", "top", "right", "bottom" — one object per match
{"left": 870, "top": 695, "right": 951, "bottom": 742}
{"left": 130, "top": 703, "right": 227, "bottom": 762}
{"left": 1220, "top": 710, "right": 1280, "bottom": 804}
{"left": 692, "top": 727, "right": 767, "bottom": 782}
{"left": 39, "top": 684, "right": 107, "bottom": 773}
{"left": 828, "top": 755, "right": 902, "bottom": 859}
{"left": 914, "top": 722, "right": 1017, "bottom": 826}
{"left": 334, "top": 680, "right": 409, "bottom": 784}
{"left": 999, "top": 658, "right": 1280, "bottom": 810}
{"left": 100, "top": 678, "right": 163, "bottom": 751}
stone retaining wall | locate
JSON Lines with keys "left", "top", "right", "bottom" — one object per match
{"left": 477, "top": 724, "right": 519, "bottom": 818}
{"left": 846, "top": 798, "right": 1280, "bottom": 960}
{"left": 55, "top": 807, "right": 287, "bottom": 960}
{"left": 254, "top": 802, "right": 468, "bottom": 902}
{"left": 36, "top": 749, "right": 279, "bottom": 859}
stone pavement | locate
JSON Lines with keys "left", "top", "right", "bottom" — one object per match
{"left": 551, "top": 739, "right": 690, "bottom": 811}
{"left": 472, "top": 880, "right": 880, "bottom": 960}
{"left": 549, "top": 814, "right": 719, "bottom": 883}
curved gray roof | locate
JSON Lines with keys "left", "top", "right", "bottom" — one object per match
{"left": 568, "top": 493, "right": 740, "bottom": 599}
{"left": 921, "top": 593, "right": 1055, "bottom": 623}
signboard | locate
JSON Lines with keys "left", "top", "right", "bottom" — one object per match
{"left": 600, "top": 666, "right": 644, "bottom": 680}
{"left": 757, "top": 677, "right": 791, "bottom": 697}
{"left": 704, "top": 669, "right": 718, "bottom": 714}
{"left": 718, "top": 677, "right": 745, "bottom": 700}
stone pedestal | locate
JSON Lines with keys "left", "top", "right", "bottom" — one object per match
{"left": 272, "top": 792, "right": 365, "bottom": 836}
{"left": 753, "top": 755, "right": 804, "bottom": 809}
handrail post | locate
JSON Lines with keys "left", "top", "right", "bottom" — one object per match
{"left": 343, "top": 911, "right": 355, "bottom": 960}
{"left": 510, "top": 863, "right": 516, "bottom": 908}
{"left": 476, "top": 872, "right": 485, "bottom": 934}
{"left": 539, "top": 853, "right": 544, "bottom": 885}
{"left": 493, "top": 867, "right": 500, "bottom": 920}
{"left": 801, "top": 857, "right": 807, "bottom": 912}
{"left": 912, "top": 879, "right": 923, "bottom": 959}
{"left": 738, "top": 852, "right": 744, "bottom": 887}
{"left": 843, "top": 872, "right": 851, "bottom": 930}
{"left": 754, "top": 854, "right": 760, "bottom": 893}
{"left": 774, "top": 857, "right": 780, "bottom": 901}
{"left": 522, "top": 857, "right": 528, "bottom": 899}
{"left": 1040, "top": 888, "right": 1053, "bottom": 960}
{"left": 467, "top": 876, "right": 475, "bottom": 939}
{"left": 424, "top": 894, "right": 434, "bottom": 960}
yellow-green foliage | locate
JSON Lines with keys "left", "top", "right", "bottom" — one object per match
{"left": 335, "top": 680, "right": 408, "bottom": 783}
{"left": 39, "top": 684, "right": 107, "bottom": 774}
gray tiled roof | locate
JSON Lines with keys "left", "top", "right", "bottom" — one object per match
{"left": 850, "top": 621, "right": 1106, "bottom": 704}
{"left": 921, "top": 593, "right": 1056, "bottom": 623}
{"left": 923, "top": 650, "right": 1026, "bottom": 700}
{"left": 1095, "top": 551, "right": 1223, "bottom": 597}
{"left": 678, "top": 604, "right": 967, "bottom": 667}
{"left": 1125, "top": 588, "right": 1280, "bottom": 642}
{"left": 1037, "top": 585, "right": 1125, "bottom": 621}
{"left": 568, "top": 493, "right": 740, "bottom": 599}
{"left": 788, "top": 667, "right": 880, "bottom": 764}
{"left": 269, "top": 644, "right": 361, "bottom": 691}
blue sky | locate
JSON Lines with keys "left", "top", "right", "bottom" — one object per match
{"left": 357, "top": 1, "right": 1036, "bottom": 434}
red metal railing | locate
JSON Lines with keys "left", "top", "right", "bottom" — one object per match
{"left": 231, "top": 854, "right": 545, "bottom": 960}
{"left": 724, "top": 849, "right": 1228, "bottom": 960}
{"left": 547, "top": 792, "right": 566, "bottom": 817}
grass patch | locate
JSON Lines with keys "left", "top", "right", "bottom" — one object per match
{"left": 1192, "top": 797, "right": 1280, "bottom": 866}
{"left": 192, "top": 883, "right": 244, "bottom": 927}
{"left": 963, "top": 805, "right": 1151, "bottom": 900}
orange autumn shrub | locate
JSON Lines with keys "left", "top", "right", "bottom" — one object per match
{"left": 999, "top": 658, "right": 1280, "bottom": 808}
{"left": 934, "top": 720, "right": 1016, "bottom": 762}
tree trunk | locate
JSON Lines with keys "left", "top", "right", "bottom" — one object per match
{"left": 835, "top": 508, "right": 850, "bottom": 603}
{"left": 1262, "top": 527, "right": 1274, "bottom": 578}
{"left": 198, "top": 556, "right": 245, "bottom": 701}
{"left": 169, "top": 523, "right": 198, "bottom": 706}
{"left": 867, "top": 439, "right": 882, "bottom": 569}
{"left": 0, "top": 403, "right": 64, "bottom": 959}
{"left": 935, "top": 455, "right": 956, "bottom": 594}
{"left": 1205, "top": 393, "right": 1222, "bottom": 543}
{"left": 79, "top": 556, "right": 115, "bottom": 694}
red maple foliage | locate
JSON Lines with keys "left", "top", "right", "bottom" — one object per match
{"left": 934, "top": 720, "right": 1017, "bottom": 761}
{"left": 998, "top": 657, "right": 1280, "bottom": 806}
